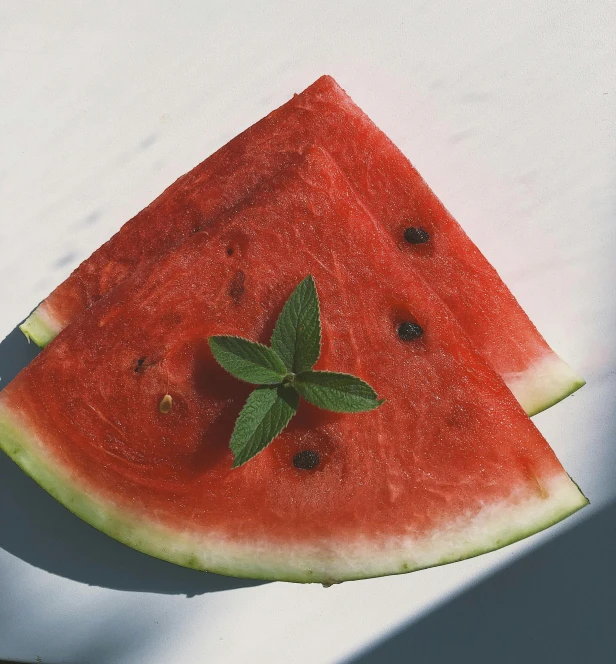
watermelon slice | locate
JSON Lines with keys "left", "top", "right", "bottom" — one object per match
{"left": 19, "top": 76, "right": 583, "bottom": 416}
{"left": 1, "top": 149, "right": 587, "bottom": 583}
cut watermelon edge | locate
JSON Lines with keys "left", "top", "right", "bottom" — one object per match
{"left": 19, "top": 304, "right": 59, "bottom": 349}
{"left": 18, "top": 308, "right": 585, "bottom": 417}
{"left": 506, "top": 354, "right": 585, "bottom": 417}
{"left": 0, "top": 404, "right": 588, "bottom": 584}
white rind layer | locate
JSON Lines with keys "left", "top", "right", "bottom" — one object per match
{"left": 505, "top": 353, "right": 586, "bottom": 417}
{"left": 0, "top": 403, "right": 588, "bottom": 583}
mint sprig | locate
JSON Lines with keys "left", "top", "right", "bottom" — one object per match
{"left": 209, "top": 275, "right": 384, "bottom": 468}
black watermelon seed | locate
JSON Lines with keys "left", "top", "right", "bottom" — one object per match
{"left": 398, "top": 321, "right": 423, "bottom": 341}
{"left": 403, "top": 226, "right": 430, "bottom": 244}
{"left": 293, "top": 450, "right": 320, "bottom": 470}
{"left": 226, "top": 247, "right": 234, "bottom": 256}
{"left": 134, "top": 357, "right": 146, "bottom": 373}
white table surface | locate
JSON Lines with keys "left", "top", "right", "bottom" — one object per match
{"left": 1, "top": 2, "right": 614, "bottom": 663}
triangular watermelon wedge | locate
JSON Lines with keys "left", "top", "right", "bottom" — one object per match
{"left": 1, "top": 148, "right": 587, "bottom": 583}
{"left": 20, "top": 76, "right": 583, "bottom": 416}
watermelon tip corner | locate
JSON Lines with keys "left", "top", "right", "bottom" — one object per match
{"left": 19, "top": 307, "right": 58, "bottom": 349}
{"left": 527, "top": 374, "right": 586, "bottom": 417}
{"left": 508, "top": 355, "right": 586, "bottom": 417}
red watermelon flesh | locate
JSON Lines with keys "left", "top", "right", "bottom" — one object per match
{"left": 2, "top": 148, "right": 586, "bottom": 583}
{"left": 20, "top": 76, "right": 583, "bottom": 416}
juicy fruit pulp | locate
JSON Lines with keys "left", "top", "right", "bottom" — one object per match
{"left": 1, "top": 149, "right": 587, "bottom": 583}
{"left": 20, "top": 76, "right": 583, "bottom": 415}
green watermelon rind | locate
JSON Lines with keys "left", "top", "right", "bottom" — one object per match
{"left": 0, "top": 404, "right": 588, "bottom": 583}
{"left": 19, "top": 305, "right": 58, "bottom": 349}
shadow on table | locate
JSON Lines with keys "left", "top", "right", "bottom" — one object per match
{"left": 347, "top": 499, "right": 616, "bottom": 664}
{"left": 0, "top": 326, "right": 266, "bottom": 595}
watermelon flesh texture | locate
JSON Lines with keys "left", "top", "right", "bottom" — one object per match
{"left": 2, "top": 149, "right": 587, "bottom": 583}
{"left": 19, "top": 76, "right": 583, "bottom": 416}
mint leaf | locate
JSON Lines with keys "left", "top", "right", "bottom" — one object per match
{"left": 230, "top": 385, "right": 299, "bottom": 467}
{"left": 294, "top": 371, "right": 384, "bottom": 413}
{"left": 271, "top": 275, "right": 321, "bottom": 374}
{"left": 209, "top": 336, "right": 287, "bottom": 385}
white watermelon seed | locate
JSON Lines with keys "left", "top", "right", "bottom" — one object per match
{"left": 159, "top": 394, "right": 173, "bottom": 414}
